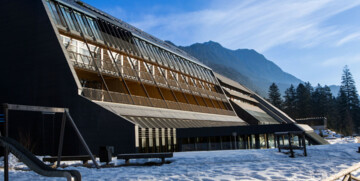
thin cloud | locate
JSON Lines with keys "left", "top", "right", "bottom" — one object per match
{"left": 128, "top": 0, "right": 360, "bottom": 52}
{"left": 336, "top": 32, "right": 360, "bottom": 46}
{"left": 322, "top": 54, "right": 360, "bottom": 67}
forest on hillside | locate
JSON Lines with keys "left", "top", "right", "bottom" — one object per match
{"left": 268, "top": 66, "right": 360, "bottom": 136}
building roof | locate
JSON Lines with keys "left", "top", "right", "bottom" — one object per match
{"left": 57, "top": 0, "right": 210, "bottom": 70}
{"left": 231, "top": 100, "right": 279, "bottom": 124}
{"left": 223, "top": 89, "right": 258, "bottom": 104}
{"left": 252, "top": 95, "right": 296, "bottom": 123}
{"left": 124, "top": 116, "right": 246, "bottom": 128}
{"left": 214, "top": 73, "right": 252, "bottom": 94}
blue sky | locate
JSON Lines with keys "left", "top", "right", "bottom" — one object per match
{"left": 84, "top": 0, "right": 360, "bottom": 90}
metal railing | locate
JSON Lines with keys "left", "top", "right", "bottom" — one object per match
{"left": 68, "top": 51, "right": 119, "bottom": 77}
{"left": 131, "top": 95, "right": 152, "bottom": 107}
{"left": 166, "top": 100, "right": 181, "bottom": 110}
{"left": 138, "top": 70, "right": 154, "bottom": 84}
{"left": 120, "top": 66, "right": 137, "bottom": 80}
{"left": 82, "top": 88, "right": 112, "bottom": 102}
{"left": 149, "top": 98, "right": 168, "bottom": 109}
{"left": 167, "top": 79, "right": 178, "bottom": 88}
{"left": 153, "top": 75, "right": 167, "bottom": 87}
{"left": 109, "top": 91, "right": 133, "bottom": 104}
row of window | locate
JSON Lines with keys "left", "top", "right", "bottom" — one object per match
{"left": 61, "top": 35, "right": 219, "bottom": 93}
{"left": 45, "top": 0, "right": 218, "bottom": 86}
{"left": 132, "top": 37, "right": 217, "bottom": 84}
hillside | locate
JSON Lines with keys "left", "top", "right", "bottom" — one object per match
{"left": 177, "top": 41, "right": 303, "bottom": 97}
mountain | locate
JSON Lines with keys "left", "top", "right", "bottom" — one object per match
{"left": 177, "top": 41, "right": 302, "bottom": 97}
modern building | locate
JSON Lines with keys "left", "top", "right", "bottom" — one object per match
{"left": 0, "top": 0, "right": 327, "bottom": 155}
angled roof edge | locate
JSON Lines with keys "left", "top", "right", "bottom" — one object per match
{"left": 214, "top": 72, "right": 297, "bottom": 124}
{"left": 214, "top": 72, "right": 252, "bottom": 94}
{"left": 54, "top": 0, "right": 211, "bottom": 70}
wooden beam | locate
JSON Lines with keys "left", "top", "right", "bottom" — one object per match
{"left": 323, "top": 163, "right": 360, "bottom": 181}
{"left": 351, "top": 175, "right": 360, "bottom": 181}
{"left": 4, "top": 104, "right": 65, "bottom": 113}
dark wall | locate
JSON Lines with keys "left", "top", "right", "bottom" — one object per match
{"left": 0, "top": 0, "right": 135, "bottom": 155}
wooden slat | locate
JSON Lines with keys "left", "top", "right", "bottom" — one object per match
{"left": 43, "top": 155, "right": 95, "bottom": 163}
{"left": 323, "top": 163, "right": 360, "bottom": 181}
{"left": 351, "top": 175, "right": 360, "bottom": 181}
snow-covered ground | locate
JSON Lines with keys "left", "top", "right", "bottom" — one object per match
{"left": 1, "top": 138, "right": 360, "bottom": 180}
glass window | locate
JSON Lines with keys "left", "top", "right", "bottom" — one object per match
{"left": 200, "top": 68, "right": 210, "bottom": 82}
{"left": 146, "top": 44, "right": 159, "bottom": 63}
{"left": 141, "top": 41, "right": 155, "bottom": 62}
{"left": 74, "top": 12, "right": 89, "bottom": 36}
{"left": 194, "top": 65, "right": 204, "bottom": 80}
{"left": 81, "top": 16, "right": 95, "bottom": 37}
{"left": 164, "top": 51, "right": 176, "bottom": 69}
{"left": 59, "top": 6, "right": 76, "bottom": 31}
{"left": 149, "top": 45, "right": 160, "bottom": 61}
{"left": 46, "top": 1, "right": 63, "bottom": 26}
{"left": 133, "top": 38, "right": 147, "bottom": 58}
{"left": 101, "top": 23, "right": 114, "bottom": 45}
{"left": 86, "top": 17, "right": 103, "bottom": 40}
{"left": 139, "top": 42, "right": 151, "bottom": 60}
{"left": 99, "top": 21, "right": 116, "bottom": 47}
{"left": 205, "top": 69, "right": 215, "bottom": 83}
{"left": 177, "top": 56, "right": 187, "bottom": 72}
{"left": 116, "top": 28, "right": 130, "bottom": 50}
{"left": 158, "top": 49, "right": 171, "bottom": 68}
{"left": 151, "top": 46, "right": 165, "bottom": 66}
{"left": 159, "top": 50, "right": 172, "bottom": 68}
{"left": 185, "top": 61, "right": 194, "bottom": 76}
{"left": 108, "top": 25, "right": 122, "bottom": 49}
{"left": 259, "top": 134, "right": 267, "bottom": 149}
{"left": 169, "top": 54, "right": 181, "bottom": 71}
{"left": 189, "top": 63, "right": 200, "bottom": 78}
{"left": 182, "top": 60, "right": 191, "bottom": 75}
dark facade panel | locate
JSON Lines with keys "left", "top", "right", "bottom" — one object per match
{"left": 0, "top": 0, "right": 135, "bottom": 155}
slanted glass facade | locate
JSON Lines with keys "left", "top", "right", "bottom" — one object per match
{"left": 45, "top": 0, "right": 235, "bottom": 116}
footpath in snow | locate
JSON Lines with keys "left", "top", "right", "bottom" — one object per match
{"left": 0, "top": 139, "right": 360, "bottom": 180}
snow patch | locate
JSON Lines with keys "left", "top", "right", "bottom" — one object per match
{"left": 0, "top": 142, "right": 360, "bottom": 180}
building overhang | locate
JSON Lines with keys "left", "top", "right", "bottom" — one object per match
{"left": 94, "top": 100, "right": 246, "bottom": 123}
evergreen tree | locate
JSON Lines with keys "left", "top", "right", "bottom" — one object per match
{"left": 296, "top": 83, "right": 312, "bottom": 118}
{"left": 338, "top": 66, "right": 360, "bottom": 134}
{"left": 268, "top": 83, "right": 283, "bottom": 109}
{"left": 311, "top": 84, "right": 339, "bottom": 130}
{"left": 340, "top": 66, "right": 360, "bottom": 110}
{"left": 323, "top": 86, "right": 339, "bottom": 130}
{"left": 312, "top": 84, "right": 332, "bottom": 117}
{"left": 305, "top": 82, "right": 314, "bottom": 94}
{"left": 283, "top": 84, "right": 297, "bottom": 118}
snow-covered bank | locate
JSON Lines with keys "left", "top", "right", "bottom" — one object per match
{"left": 326, "top": 137, "right": 358, "bottom": 144}
{"left": 1, "top": 141, "right": 360, "bottom": 180}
